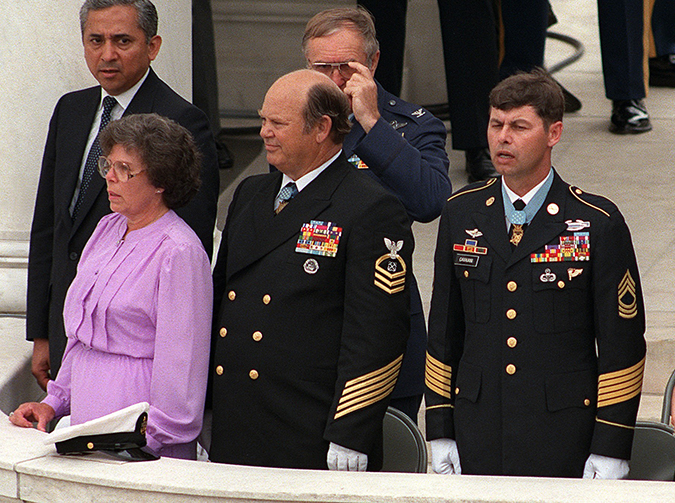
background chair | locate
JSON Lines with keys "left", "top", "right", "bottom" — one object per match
{"left": 628, "top": 421, "right": 675, "bottom": 480}
{"left": 660, "top": 368, "right": 675, "bottom": 425}
{"left": 381, "top": 406, "right": 428, "bottom": 473}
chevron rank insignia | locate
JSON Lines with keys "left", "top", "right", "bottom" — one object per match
{"left": 374, "top": 238, "right": 407, "bottom": 294}
{"left": 347, "top": 153, "right": 369, "bottom": 169}
{"left": 618, "top": 270, "right": 638, "bottom": 319}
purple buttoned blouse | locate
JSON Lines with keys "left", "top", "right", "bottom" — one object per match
{"left": 43, "top": 211, "right": 212, "bottom": 459}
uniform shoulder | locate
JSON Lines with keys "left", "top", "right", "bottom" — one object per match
{"left": 446, "top": 177, "right": 499, "bottom": 204}
{"left": 566, "top": 185, "right": 620, "bottom": 218}
{"left": 378, "top": 86, "right": 438, "bottom": 126}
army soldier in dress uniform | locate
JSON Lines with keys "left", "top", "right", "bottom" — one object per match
{"left": 302, "top": 7, "right": 452, "bottom": 424}
{"left": 425, "top": 69, "right": 646, "bottom": 479}
{"left": 209, "top": 69, "right": 413, "bottom": 471}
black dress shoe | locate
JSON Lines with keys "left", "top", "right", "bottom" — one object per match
{"left": 465, "top": 148, "right": 499, "bottom": 183}
{"left": 609, "top": 99, "right": 652, "bottom": 134}
{"left": 649, "top": 54, "right": 675, "bottom": 87}
{"left": 558, "top": 81, "right": 582, "bottom": 113}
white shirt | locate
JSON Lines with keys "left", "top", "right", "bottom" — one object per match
{"left": 69, "top": 69, "right": 151, "bottom": 215}
{"left": 276, "top": 149, "right": 342, "bottom": 198}
{"left": 502, "top": 168, "right": 553, "bottom": 231}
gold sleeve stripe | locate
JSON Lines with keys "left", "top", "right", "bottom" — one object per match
{"left": 447, "top": 177, "right": 497, "bottom": 202}
{"left": 597, "top": 357, "right": 644, "bottom": 407}
{"left": 426, "top": 403, "right": 454, "bottom": 411}
{"left": 338, "top": 365, "right": 401, "bottom": 410}
{"left": 425, "top": 371, "right": 449, "bottom": 391}
{"left": 425, "top": 374, "right": 451, "bottom": 399}
{"left": 334, "top": 379, "right": 398, "bottom": 419}
{"left": 595, "top": 417, "right": 635, "bottom": 430}
{"left": 598, "top": 357, "right": 645, "bottom": 384}
{"left": 598, "top": 371, "right": 643, "bottom": 395}
{"left": 426, "top": 353, "right": 452, "bottom": 379}
{"left": 597, "top": 379, "right": 643, "bottom": 407}
{"left": 568, "top": 187, "right": 610, "bottom": 217}
{"left": 343, "top": 355, "right": 403, "bottom": 389}
{"left": 334, "top": 356, "right": 403, "bottom": 419}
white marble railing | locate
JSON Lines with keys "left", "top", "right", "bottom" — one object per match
{"left": 1, "top": 323, "right": 674, "bottom": 503}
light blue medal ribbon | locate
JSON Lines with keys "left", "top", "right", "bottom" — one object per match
{"left": 502, "top": 170, "right": 555, "bottom": 226}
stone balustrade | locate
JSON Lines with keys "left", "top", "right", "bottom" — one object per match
{"left": 1, "top": 322, "right": 673, "bottom": 503}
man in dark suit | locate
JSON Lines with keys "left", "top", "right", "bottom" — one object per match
{"left": 302, "top": 7, "right": 452, "bottom": 424}
{"left": 209, "top": 70, "right": 413, "bottom": 471}
{"left": 425, "top": 70, "right": 646, "bottom": 478}
{"left": 27, "top": 0, "right": 219, "bottom": 390}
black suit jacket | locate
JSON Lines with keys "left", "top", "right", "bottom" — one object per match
{"left": 26, "top": 68, "right": 219, "bottom": 377}
{"left": 210, "top": 154, "right": 412, "bottom": 470}
{"left": 425, "top": 172, "right": 646, "bottom": 477}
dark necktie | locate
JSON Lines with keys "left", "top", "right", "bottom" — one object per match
{"left": 509, "top": 199, "right": 526, "bottom": 247}
{"left": 274, "top": 182, "right": 298, "bottom": 214}
{"left": 72, "top": 95, "right": 118, "bottom": 220}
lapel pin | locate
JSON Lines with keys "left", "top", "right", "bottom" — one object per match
{"left": 547, "top": 203, "right": 559, "bottom": 215}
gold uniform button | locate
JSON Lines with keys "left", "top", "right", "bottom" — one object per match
{"left": 506, "top": 364, "right": 516, "bottom": 375}
{"left": 262, "top": 294, "right": 271, "bottom": 305}
{"left": 219, "top": 327, "right": 227, "bottom": 338}
{"left": 506, "top": 309, "right": 517, "bottom": 319}
{"left": 252, "top": 331, "right": 263, "bottom": 342}
{"left": 507, "top": 281, "right": 517, "bottom": 292}
{"left": 455, "top": 387, "right": 460, "bottom": 395}
{"left": 557, "top": 281, "right": 565, "bottom": 289}
{"left": 228, "top": 290, "right": 236, "bottom": 301}
{"left": 464, "top": 270, "right": 469, "bottom": 278}
{"left": 215, "top": 365, "right": 223, "bottom": 376}
{"left": 584, "top": 399, "right": 591, "bottom": 407}
{"left": 87, "top": 442, "right": 95, "bottom": 450}
{"left": 249, "top": 369, "right": 259, "bottom": 380}
{"left": 507, "top": 337, "right": 517, "bottom": 348}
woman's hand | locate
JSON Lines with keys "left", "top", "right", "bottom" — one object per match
{"left": 9, "top": 402, "right": 55, "bottom": 432}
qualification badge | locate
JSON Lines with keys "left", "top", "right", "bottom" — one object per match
{"left": 375, "top": 238, "right": 407, "bottom": 294}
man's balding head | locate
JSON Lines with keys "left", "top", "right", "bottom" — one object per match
{"left": 259, "top": 70, "right": 351, "bottom": 179}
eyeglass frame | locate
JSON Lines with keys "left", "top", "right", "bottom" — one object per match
{"left": 308, "top": 61, "right": 358, "bottom": 78}
{"left": 98, "top": 156, "right": 145, "bottom": 182}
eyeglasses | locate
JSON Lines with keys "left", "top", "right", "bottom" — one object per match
{"left": 98, "top": 156, "right": 145, "bottom": 182}
{"left": 309, "top": 61, "right": 357, "bottom": 78}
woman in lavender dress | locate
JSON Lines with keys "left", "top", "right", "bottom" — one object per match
{"left": 10, "top": 114, "right": 212, "bottom": 460}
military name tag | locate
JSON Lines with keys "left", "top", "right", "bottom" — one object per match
{"left": 296, "top": 221, "right": 342, "bottom": 257}
{"left": 531, "top": 232, "right": 590, "bottom": 263}
{"left": 454, "top": 253, "right": 479, "bottom": 267}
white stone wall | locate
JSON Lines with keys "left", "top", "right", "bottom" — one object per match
{"left": 0, "top": 0, "right": 191, "bottom": 313}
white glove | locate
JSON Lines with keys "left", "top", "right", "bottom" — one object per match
{"left": 582, "top": 453, "right": 629, "bottom": 479}
{"left": 327, "top": 442, "right": 368, "bottom": 471}
{"left": 430, "top": 438, "right": 462, "bottom": 474}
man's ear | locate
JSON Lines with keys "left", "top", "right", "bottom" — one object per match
{"left": 547, "top": 120, "right": 563, "bottom": 147}
{"left": 315, "top": 115, "right": 332, "bottom": 143}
